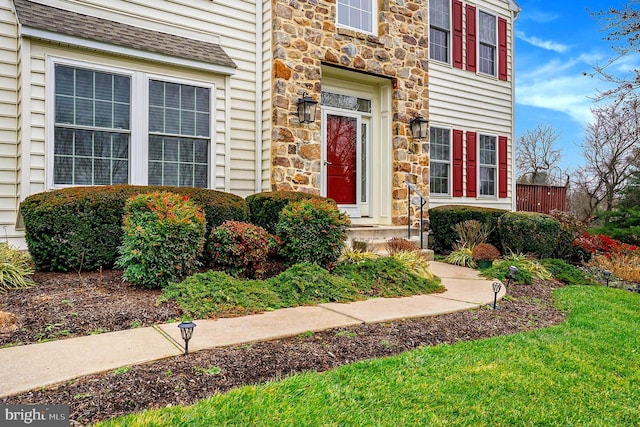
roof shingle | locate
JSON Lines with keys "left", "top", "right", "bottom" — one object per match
{"left": 13, "top": 0, "right": 236, "bottom": 70}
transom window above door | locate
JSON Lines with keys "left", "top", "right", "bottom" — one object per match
{"left": 336, "top": 0, "right": 376, "bottom": 34}
{"left": 50, "top": 60, "right": 213, "bottom": 189}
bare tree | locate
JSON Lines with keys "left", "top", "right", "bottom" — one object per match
{"left": 573, "top": 98, "right": 640, "bottom": 218}
{"left": 587, "top": 2, "right": 640, "bottom": 101}
{"left": 515, "top": 124, "right": 563, "bottom": 185}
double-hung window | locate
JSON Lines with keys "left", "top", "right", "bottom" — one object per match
{"left": 429, "top": 127, "right": 451, "bottom": 195}
{"left": 478, "top": 10, "right": 497, "bottom": 76}
{"left": 337, "top": 0, "right": 376, "bottom": 34}
{"left": 51, "top": 60, "right": 212, "bottom": 189}
{"left": 479, "top": 134, "right": 497, "bottom": 196}
{"left": 54, "top": 65, "right": 131, "bottom": 186}
{"left": 429, "top": 0, "right": 450, "bottom": 63}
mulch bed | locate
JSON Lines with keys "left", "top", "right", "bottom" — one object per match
{"left": 1, "top": 275, "right": 566, "bottom": 426}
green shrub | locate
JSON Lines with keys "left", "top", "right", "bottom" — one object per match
{"left": 246, "top": 191, "right": 336, "bottom": 235}
{"left": 590, "top": 208, "right": 640, "bottom": 246}
{"left": 541, "top": 259, "right": 597, "bottom": 286}
{"left": 333, "top": 257, "right": 443, "bottom": 297}
{"left": 276, "top": 198, "right": 351, "bottom": 268}
{"left": 116, "top": 192, "right": 205, "bottom": 289}
{"left": 0, "top": 242, "right": 35, "bottom": 293}
{"left": 429, "top": 205, "right": 506, "bottom": 253}
{"left": 483, "top": 253, "right": 552, "bottom": 285}
{"left": 208, "top": 221, "right": 272, "bottom": 279}
{"left": 498, "top": 212, "right": 563, "bottom": 258}
{"left": 159, "top": 270, "right": 281, "bottom": 318}
{"left": 20, "top": 185, "right": 248, "bottom": 271}
{"left": 389, "top": 251, "right": 436, "bottom": 280}
{"left": 267, "top": 262, "right": 361, "bottom": 306}
{"left": 455, "top": 220, "right": 491, "bottom": 247}
{"left": 444, "top": 245, "right": 476, "bottom": 268}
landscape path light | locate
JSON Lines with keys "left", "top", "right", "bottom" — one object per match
{"left": 492, "top": 281, "right": 502, "bottom": 310}
{"left": 506, "top": 265, "right": 518, "bottom": 287}
{"left": 178, "top": 321, "right": 196, "bottom": 356}
{"left": 603, "top": 270, "right": 612, "bottom": 287}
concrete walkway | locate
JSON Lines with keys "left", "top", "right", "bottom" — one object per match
{"left": 0, "top": 262, "right": 505, "bottom": 398}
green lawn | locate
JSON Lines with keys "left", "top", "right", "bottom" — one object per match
{"left": 99, "top": 286, "right": 640, "bottom": 426}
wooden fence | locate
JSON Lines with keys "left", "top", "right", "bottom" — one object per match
{"left": 516, "top": 184, "right": 568, "bottom": 214}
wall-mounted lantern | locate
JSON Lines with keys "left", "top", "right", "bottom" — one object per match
{"left": 297, "top": 91, "right": 318, "bottom": 124}
{"left": 409, "top": 115, "right": 429, "bottom": 139}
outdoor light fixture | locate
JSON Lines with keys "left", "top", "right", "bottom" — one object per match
{"left": 297, "top": 91, "right": 318, "bottom": 124}
{"left": 178, "top": 321, "right": 196, "bottom": 356}
{"left": 409, "top": 114, "right": 429, "bottom": 139}
{"left": 506, "top": 265, "right": 518, "bottom": 287}
{"left": 603, "top": 270, "right": 612, "bottom": 287}
{"left": 492, "top": 281, "right": 502, "bottom": 310}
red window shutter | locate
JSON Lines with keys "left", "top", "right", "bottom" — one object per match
{"left": 499, "top": 135, "right": 508, "bottom": 197}
{"left": 466, "top": 131, "right": 477, "bottom": 197}
{"left": 498, "top": 17, "right": 508, "bottom": 81}
{"left": 465, "top": 4, "right": 477, "bottom": 72}
{"left": 453, "top": 129, "right": 463, "bottom": 196}
{"left": 452, "top": 0, "right": 463, "bottom": 69}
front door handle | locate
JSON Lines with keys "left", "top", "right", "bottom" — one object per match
{"left": 324, "top": 160, "right": 333, "bottom": 165}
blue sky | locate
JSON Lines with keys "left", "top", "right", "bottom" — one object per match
{"left": 514, "top": 0, "right": 637, "bottom": 172}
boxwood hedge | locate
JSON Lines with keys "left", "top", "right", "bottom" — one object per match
{"left": 20, "top": 185, "right": 249, "bottom": 271}
{"left": 246, "top": 191, "right": 335, "bottom": 235}
{"left": 429, "top": 205, "right": 507, "bottom": 253}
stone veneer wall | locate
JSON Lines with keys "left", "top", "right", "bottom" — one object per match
{"left": 271, "top": 0, "right": 429, "bottom": 225}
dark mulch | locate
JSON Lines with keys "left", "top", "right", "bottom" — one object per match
{"left": 0, "top": 270, "right": 180, "bottom": 347}
{"left": 1, "top": 278, "right": 566, "bottom": 426}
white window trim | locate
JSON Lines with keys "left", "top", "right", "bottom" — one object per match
{"left": 336, "top": 0, "right": 378, "bottom": 36}
{"left": 429, "top": 125, "right": 452, "bottom": 197}
{"left": 46, "top": 56, "right": 216, "bottom": 190}
{"left": 477, "top": 132, "right": 498, "bottom": 198}
{"left": 477, "top": 9, "right": 498, "bottom": 78}
{"left": 429, "top": 0, "right": 452, "bottom": 65}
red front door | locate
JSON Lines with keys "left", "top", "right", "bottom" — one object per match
{"left": 326, "top": 114, "right": 357, "bottom": 204}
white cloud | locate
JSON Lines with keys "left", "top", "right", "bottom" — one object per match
{"left": 521, "top": 10, "right": 560, "bottom": 24}
{"left": 516, "top": 55, "right": 615, "bottom": 124}
{"left": 516, "top": 31, "right": 569, "bottom": 53}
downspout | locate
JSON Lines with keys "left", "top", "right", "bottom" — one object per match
{"left": 255, "top": 0, "right": 263, "bottom": 192}
{"left": 510, "top": 4, "right": 520, "bottom": 212}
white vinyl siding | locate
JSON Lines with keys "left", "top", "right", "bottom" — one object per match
{"left": 0, "top": 1, "right": 19, "bottom": 245}
{"left": 428, "top": 0, "right": 514, "bottom": 211}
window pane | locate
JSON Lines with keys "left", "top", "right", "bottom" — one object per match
{"left": 430, "top": 28, "right": 448, "bottom": 62}
{"left": 194, "top": 165, "right": 208, "bottom": 188}
{"left": 164, "top": 163, "right": 179, "bottom": 186}
{"left": 75, "top": 99, "right": 94, "bottom": 126}
{"left": 95, "top": 101, "right": 113, "bottom": 128}
{"left": 479, "top": 44, "right": 495, "bottom": 75}
{"left": 337, "top": 0, "right": 374, "bottom": 32}
{"left": 165, "top": 110, "right": 180, "bottom": 134}
{"left": 480, "top": 166, "right": 496, "bottom": 196}
{"left": 196, "top": 113, "right": 210, "bottom": 137}
{"left": 54, "top": 128, "right": 73, "bottom": 155}
{"left": 181, "top": 110, "right": 195, "bottom": 135}
{"left": 94, "top": 72, "right": 113, "bottom": 101}
{"left": 94, "top": 159, "right": 111, "bottom": 185}
{"left": 430, "top": 0, "right": 450, "bottom": 30}
{"left": 194, "top": 140, "right": 208, "bottom": 163}
{"left": 148, "top": 162, "right": 162, "bottom": 186}
{"left": 54, "top": 156, "right": 72, "bottom": 184}
{"left": 479, "top": 11, "right": 496, "bottom": 45}
{"left": 55, "top": 65, "right": 74, "bottom": 96}
{"left": 430, "top": 162, "right": 449, "bottom": 194}
{"left": 149, "top": 106, "right": 164, "bottom": 133}
{"left": 181, "top": 85, "right": 195, "bottom": 110}
{"left": 76, "top": 69, "right": 94, "bottom": 99}
{"left": 196, "top": 87, "right": 210, "bottom": 112}
{"left": 55, "top": 95, "right": 74, "bottom": 124}
{"left": 74, "top": 157, "right": 92, "bottom": 185}
{"left": 94, "top": 132, "right": 110, "bottom": 157}
{"left": 165, "top": 83, "right": 180, "bottom": 109}
{"left": 74, "top": 130, "right": 92, "bottom": 157}
{"left": 112, "top": 160, "right": 128, "bottom": 184}
{"left": 149, "top": 80, "right": 164, "bottom": 107}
